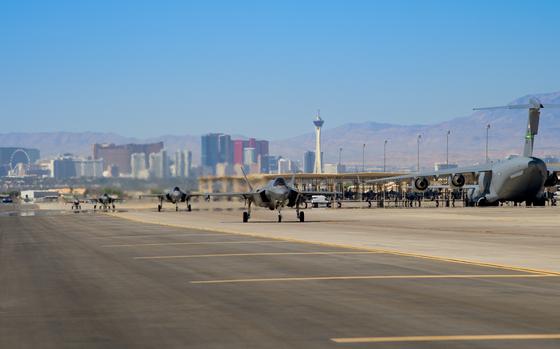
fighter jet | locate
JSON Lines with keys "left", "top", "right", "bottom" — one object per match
{"left": 205, "top": 169, "right": 339, "bottom": 222}
{"left": 63, "top": 196, "right": 85, "bottom": 211}
{"left": 90, "top": 193, "right": 122, "bottom": 211}
{"left": 368, "top": 97, "right": 560, "bottom": 206}
{"left": 140, "top": 187, "right": 202, "bottom": 212}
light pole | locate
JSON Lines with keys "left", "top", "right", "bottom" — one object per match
{"left": 383, "top": 139, "right": 388, "bottom": 172}
{"left": 446, "top": 130, "right": 451, "bottom": 166}
{"left": 362, "top": 143, "right": 366, "bottom": 172}
{"left": 417, "top": 134, "right": 422, "bottom": 172}
{"left": 486, "top": 124, "right": 491, "bottom": 163}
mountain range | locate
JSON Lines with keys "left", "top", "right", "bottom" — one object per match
{"left": 2, "top": 91, "right": 560, "bottom": 170}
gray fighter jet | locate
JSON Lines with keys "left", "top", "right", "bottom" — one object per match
{"left": 369, "top": 97, "right": 560, "bottom": 206}
{"left": 205, "top": 169, "right": 339, "bottom": 222}
{"left": 63, "top": 196, "right": 85, "bottom": 211}
{"left": 90, "top": 193, "right": 122, "bottom": 211}
{"left": 140, "top": 187, "right": 202, "bottom": 212}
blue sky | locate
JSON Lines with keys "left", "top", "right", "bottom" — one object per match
{"left": 1, "top": 0, "right": 559, "bottom": 139}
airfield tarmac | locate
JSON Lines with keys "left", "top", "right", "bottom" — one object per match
{"left": 2, "top": 203, "right": 560, "bottom": 348}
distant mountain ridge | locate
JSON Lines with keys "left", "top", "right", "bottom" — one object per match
{"left": 271, "top": 91, "right": 560, "bottom": 168}
{"left": 1, "top": 91, "right": 560, "bottom": 169}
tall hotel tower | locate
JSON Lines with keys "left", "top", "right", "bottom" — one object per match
{"left": 313, "top": 112, "right": 324, "bottom": 174}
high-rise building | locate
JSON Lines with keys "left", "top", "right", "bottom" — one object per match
{"left": 93, "top": 142, "right": 163, "bottom": 175}
{"left": 255, "top": 140, "right": 269, "bottom": 159}
{"left": 201, "top": 133, "right": 222, "bottom": 175}
{"left": 218, "top": 134, "right": 233, "bottom": 164}
{"left": 243, "top": 147, "right": 256, "bottom": 165}
{"left": 174, "top": 150, "right": 186, "bottom": 177}
{"left": 313, "top": 113, "right": 324, "bottom": 174}
{"left": 202, "top": 133, "right": 269, "bottom": 174}
{"left": 185, "top": 150, "right": 193, "bottom": 177}
{"left": 77, "top": 159, "right": 103, "bottom": 178}
{"left": 149, "top": 150, "right": 169, "bottom": 179}
{"left": 303, "top": 151, "right": 323, "bottom": 174}
{"left": 260, "top": 155, "right": 278, "bottom": 174}
{"left": 233, "top": 140, "right": 245, "bottom": 165}
{"left": 131, "top": 153, "right": 148, "bottom": 179}
{"left": 50, "top": 154, "right": 103, "bottom": 179}
{"left": 51, "top": 155, "right": 77, "bottom": 180}
{"left": 303, "top": 151, "right": 315, "bottom": 173}
{"left": 232, "top": 138, "right": 269, "bottom": 166}
{"left": 278, "top": 158, "right": 291, "bottom": 174}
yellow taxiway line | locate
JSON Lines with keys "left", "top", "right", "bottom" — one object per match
{"left": 134, "top": 251, "right": 383, "bottom": 260}
{"left": 92, "top": 233, "right": 229, "bottom": 239}
{"left": 190, "top": 273, "right": 557, "bottom": 284}
{"left": 106, "top": 212, "right": 560, "bottom": 276}
{"left": 331, "top": 333, "right": 560, "bottom": 344}
{"left": 102, "top": 240, "right": 289, "bottom": 248}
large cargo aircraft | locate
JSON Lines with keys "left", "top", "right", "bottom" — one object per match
{"left": 369, "top": 97, "right": 560, "bottom": 206}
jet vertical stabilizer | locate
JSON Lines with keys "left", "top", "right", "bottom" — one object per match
{"left": 474, "top": 97, "right": 560, "bottom": 158}
{"left": 523, "top": 105, "right": 541, "bottom": 157}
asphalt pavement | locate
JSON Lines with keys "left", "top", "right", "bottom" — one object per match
{"left": 1, "top": 212, "right": 560, "bottom": 348}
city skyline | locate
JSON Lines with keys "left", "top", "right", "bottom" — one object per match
{"left": 2, "top": 1, "right": 560, "bottom": 139}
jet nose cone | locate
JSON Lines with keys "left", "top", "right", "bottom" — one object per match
{"left": 528, "top": 158, "right": 547, "bottom": 177}
{"left": 271, "top": 185, "right": 289, "bottom": 196}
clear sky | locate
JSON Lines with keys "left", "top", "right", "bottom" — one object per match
{"left": 1, "top": 0, "right": 559, "bottom": 139}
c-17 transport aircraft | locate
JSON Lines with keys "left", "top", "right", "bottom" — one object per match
{"left": 369, "top": 97, "right": 560, "bottom": 206}
{"left": 140, "top": 187, "right": 203, "bottom": 212}
{"left": 205, "top": 169, "right": 339, "bottom": 222}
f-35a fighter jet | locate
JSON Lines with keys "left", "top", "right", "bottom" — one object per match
{"left": 204, "top": 169, "right": 339, "bottom": 222}
{"left": 90, "top": 193, "right": 122, "bottom": 211}
{"left": 140, "top": 187, "right": 203, "bottom": 212}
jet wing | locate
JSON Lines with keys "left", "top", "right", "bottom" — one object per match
{"left": 203, "top": 192, "right": 255, "bottom": 199}
{"left": 299, "top": 191, "right": 340, "bottom": 198}
{"left": 367, "top": 163, "right": 494, "bottom": 184}
{"left": 139, "top": 194, "right": 164, "bottom": 199}
{"left": 185, "top": 192, "right": 208, "bottom": 198}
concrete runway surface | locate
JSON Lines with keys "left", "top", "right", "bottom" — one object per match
{"left": 2, "top": 211, "right": 560, "bottom": 348}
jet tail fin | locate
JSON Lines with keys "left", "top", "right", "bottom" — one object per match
{"left": 289, "top": 171, "right": 296, "bottom": 187}
{"left": 523, "top": 108, "right": 540, "bottom": 157}
{"left": 474, "top": 97, "right": 560, "bottom": 158}
{"left": 240, "top": 166, "right": 254, "bottom": 191}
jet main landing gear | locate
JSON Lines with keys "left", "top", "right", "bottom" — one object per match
{"left": 242, "top": 200, "right": 252, "bottom": 223}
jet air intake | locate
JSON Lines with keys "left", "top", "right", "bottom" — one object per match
{"left": 414, "top": 177, "right": 429, "bottom": 191}
{"left": 287, "top": 189, "right": 299, "bottom": 207}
